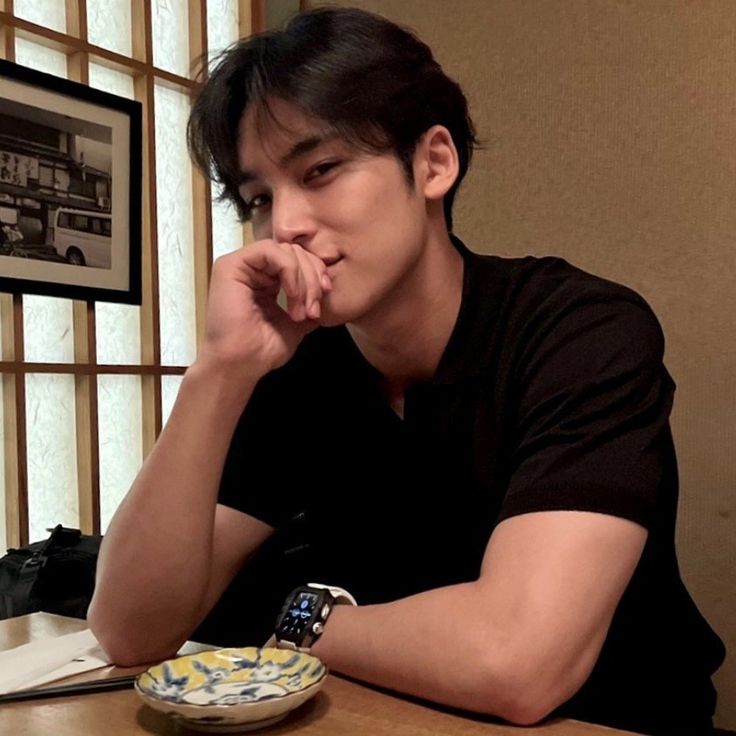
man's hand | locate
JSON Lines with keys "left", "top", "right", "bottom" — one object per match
{"left": 89, "top": 242, "right": 331, "bottom": 665}
{"left": 200, "top": 239, "right": 332, "bottom": 377}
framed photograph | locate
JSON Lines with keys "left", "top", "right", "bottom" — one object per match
{"left": 0, "top": 59, "right": 141, "bottom": 304}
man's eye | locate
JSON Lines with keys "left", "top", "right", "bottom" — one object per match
{"left": 245, "top": 194, "right": 271, "bottom": 211}
{"left": 305, "top": 161, "right": 339, "bottom": 182}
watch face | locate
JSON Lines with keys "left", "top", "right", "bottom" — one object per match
{"left": 277, "top": 590, "right": 320, "bottom": 641}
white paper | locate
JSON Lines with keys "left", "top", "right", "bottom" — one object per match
{"left": 0, "top": 628, "right": 110, "bottom": 694}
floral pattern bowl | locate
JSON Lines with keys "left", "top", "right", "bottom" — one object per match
{"left": 135, "top": 647, "right": 327, "bottom": 732}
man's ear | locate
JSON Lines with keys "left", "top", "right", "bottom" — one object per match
{"left": 414, "top": 125, "right": 459, "bottom": 201}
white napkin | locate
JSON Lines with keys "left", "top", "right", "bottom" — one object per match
{"left": 0, "top": 628, "right": 110, "bottom": 694}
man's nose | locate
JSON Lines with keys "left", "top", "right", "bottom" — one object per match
{"left": 271, "top": 189, "right": 316, "bottom": 246}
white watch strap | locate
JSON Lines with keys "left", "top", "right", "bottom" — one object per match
{"left": 307, "top": 582, "right": 358, "bottom": 606}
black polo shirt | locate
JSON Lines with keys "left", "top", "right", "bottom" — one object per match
{"left": 217, "top": 241, "right": 725, "bottom": 735}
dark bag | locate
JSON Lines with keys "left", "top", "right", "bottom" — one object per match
{"left": 0, "top": 525, "right": 102, "bottom": 620}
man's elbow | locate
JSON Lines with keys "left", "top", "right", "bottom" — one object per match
{"left": 87, "top": 599, "right": 178, "bottom": 667}
{"left": 88, "top": 606, "right": 141, "bottom": 666}
{"left": 494, "top": 691, "right": 558, "bottom": 727}
{"left": 477, "top": 650, "right": 589, "bottom": 726}
{"left": 92, "top": 627, "right": 177, "bottom": 668}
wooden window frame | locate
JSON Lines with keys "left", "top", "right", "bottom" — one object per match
{"left": 0, "top": 0, "right": 257, "bottom": 547}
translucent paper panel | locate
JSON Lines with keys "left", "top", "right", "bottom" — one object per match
{"left": 13, "top": 0, "right": 65, "bottom": 33}
{"left": 207, "top": 0, "right": 239, "bottom": 59}
{"left": 89, "top": 63, "right": 135, "bottom": 100}
{"left": 152, "top": 0, "right": 189, "bottom": 77}
{"left": 161, "top": 374, "right": 183, "bottom": 428}
{"left": 87, "top": 0, "right": 133, "bottom": 56}
{"left": 98, "top": 375, "right": 142, "bottom": 532}
{"left": 203, "top": 0, "right": 243, "bottom": 260}
{"left": 207, "top": 1, "right": 242, "bottom": 257}
{"left": 14, "top": 39, "right": 67, "bottom": 77}
{"left": 26, "top": 374, "right": 79, "bottom": 542}
{"left": 23, "top": 296, "right": 75, "bottom": 363}
{"left": 212, "top": 188, "right": 244, "bottom": 260}
{"left": 95, "top": 305, "right": 141, "bottom": 364}
{"left": 154, "top": 85, "right": 197, "bottom": 366}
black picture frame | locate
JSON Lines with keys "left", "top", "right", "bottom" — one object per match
{"left": 0, "top": 58, "right": 142, "bottom": 304}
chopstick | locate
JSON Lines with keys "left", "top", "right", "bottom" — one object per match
{"left": 0, "top": 674, "right": 136, "bottom": 704}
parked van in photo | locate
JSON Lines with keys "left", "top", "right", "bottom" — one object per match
{"left": 53, "top": 208, "right": 112, "bottom": 269}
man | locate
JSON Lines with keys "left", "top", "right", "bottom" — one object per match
{"left": 88, "top": 7, "right": 724, "bottom": 735}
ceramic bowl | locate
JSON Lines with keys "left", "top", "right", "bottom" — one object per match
{"left": 135, "top": 646, "right": 327, "bottom": 732}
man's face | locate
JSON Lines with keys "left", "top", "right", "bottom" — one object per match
{"left": 236, "top": 99, "right": 430, "bottom": 327}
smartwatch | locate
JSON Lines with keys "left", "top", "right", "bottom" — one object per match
{"left": 273, "top": 582, "right": 357, "bottom": 652}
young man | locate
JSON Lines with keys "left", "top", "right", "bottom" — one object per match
{"left": 88, "top": 7, "right": 724, "bottom": 735}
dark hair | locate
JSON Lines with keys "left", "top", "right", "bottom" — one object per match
{"left": 188, "top": 6, "right": 477, "bottom": 231}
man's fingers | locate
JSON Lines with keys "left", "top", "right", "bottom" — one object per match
{"left": 291, "top": 245, "right": 325, "bottom": 320}
{"left": 228, "top": 240, "right": 328, "bottom": 322}
{"left": 234, "top": 242, "right": 301, "bottom": 298}
{"left": 273, "top": 242, "right": 306, "bottom": 311}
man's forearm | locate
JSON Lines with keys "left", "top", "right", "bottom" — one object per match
{"left": 310, "top": 582, "right": 565, "bottom": 726}
{"left": 308, "top": 512, "right": 641, "bottom": 726}
{"left": 88, "top": 360, "right": 258, "bottom": 663}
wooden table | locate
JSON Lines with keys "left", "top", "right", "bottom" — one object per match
{"left": 0, "top": 613, "right": 640, "bottom": 735}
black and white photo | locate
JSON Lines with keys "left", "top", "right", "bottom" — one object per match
{"left": 0, "top": 59, "right": 141, "bottom": 304}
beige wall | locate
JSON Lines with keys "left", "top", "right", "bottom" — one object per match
{"left": 313, "top": 0, "right": 735, "bottom": 728}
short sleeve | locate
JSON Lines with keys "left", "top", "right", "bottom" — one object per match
{"left": 499, "top": 293, "right": 675, "bottom": 529}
